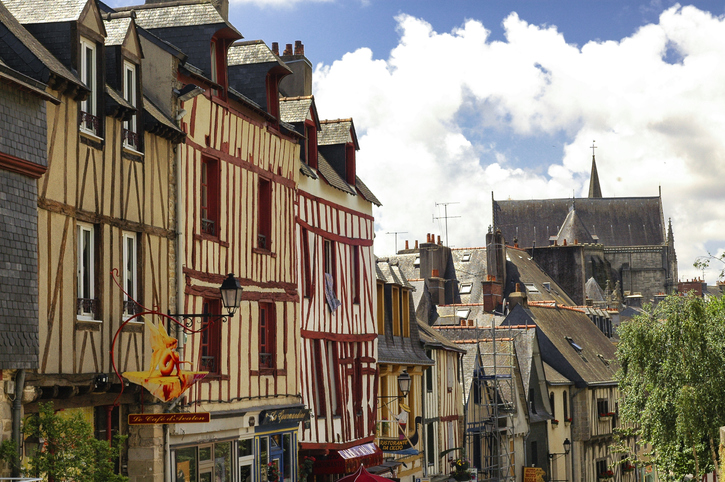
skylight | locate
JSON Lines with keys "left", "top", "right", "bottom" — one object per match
{"left": 456, "top": 308, "right": 471, "bottom": 319}
{"left": 462, "top": 253, "right": 471, "bottom": 262}
{"left": 565, "top": 336, "right": 582, "bottom": 353}
{"left": 413, "top": 257, "right": 420, "bottom": 267}
{"left": 460, "top": 283, "right": 473, "bottom": 294}
{"left": 524, "top": 283, "right": 539, "bottom": 293}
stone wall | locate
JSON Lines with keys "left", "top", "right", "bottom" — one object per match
{"left": 605, "top": 246, "right": 670, "bottom": 302}
{"left": 127, "top": 404, "right": 165, "bottom": 482}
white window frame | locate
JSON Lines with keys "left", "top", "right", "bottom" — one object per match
{"left": 77, "top": 223, "right": 95, "bottom": 319}
{"left": 122, "top": 232, "right": 137, "bottom": 317}
{"left": 238, "top": 438, "right": 255, "bottom": 482}
{"left": 460, "top": 282, "right": 473, "bottom": 294}
{"left": 123, "top": 61, "right": 138, "bottom": 149}
{"left": 80, "top": 37, "right": 97, "bottom": 132}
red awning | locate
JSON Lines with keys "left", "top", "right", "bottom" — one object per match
{"left": 312, "top": 443, "right": 384, "bottom": 475}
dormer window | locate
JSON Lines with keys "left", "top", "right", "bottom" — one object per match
{"left": 123, "top": 61, "right": 139, "bottom": 150}
{"left": 305, "top": 120, "right": 318, "bottom": 169}
{"left": 345, "top": 142, "right": 355, "bottom": 185}
{"left": 80, "top": 36, "right": 99, "bottom": 136}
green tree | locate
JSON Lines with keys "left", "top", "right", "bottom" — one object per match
{"left": 617, "top": 293, "right": 725, "bottom": 480}
{"left": 2, "top": 402, "right": 127, "bottom": 482}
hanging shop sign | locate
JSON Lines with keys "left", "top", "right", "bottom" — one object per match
{"left": 128, "top": 413, "right": 211, "bottom": 425}
{"left": 122, "top": 319, "right": 208, "bottom": 402}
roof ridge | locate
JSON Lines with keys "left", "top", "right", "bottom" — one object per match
{"left": 280, "top": 95, "right": 313, "bottom": 101}
{"left": 115, "top": 0, "right": 211, "bottom": 12}
{"left": 320, "top": 118, "right": 352, "bottom": 124}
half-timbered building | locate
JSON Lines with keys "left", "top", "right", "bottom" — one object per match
{"left": 279, "top": 73, "right": 382, "bottom": 477}
{"left": 375, "top": 257, "right": 434, "bottom": 480}
{"left": 121, "top": 2, "right": 306, "bottom": 481}
{"left": 2, "top": 0, "right": 186, "bottom": 479}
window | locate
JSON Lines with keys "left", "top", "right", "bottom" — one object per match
{"left": 352, "top": 246, "right": 360, "bottom": 304}
{"left": 597, "top": 398, "right": 609, "bottom": 417}
{"left": 376, "top": 282, "right": 385, "bottom": 334}
{"left": 529, "top": 388, "right": 536, "bottom": 414}
{"left": 305, "top": 120, "right": 318, "bottom": 169}
{"left": 391, "top": 286, "right": 400, "bottom": 336}
{"left": 455, "top": 308, "right": 471, "bottom": 321}
{"left": 200, "top": 158, "right": 219, "bottom": 236}
{"left": 563, "top": 391, "right": 568, "bottom": 421}
{"left": 123, "top": 61, "right": 139, "bottom": 150}
{"left": 413, "top": 256, "right": 420, "bottom": 267}
{"left": 461, "top": 253, "right": 471, "bottom": 262}
{"left": 345, "top": 143, "right": 356, "bottom": 185}
{"left": 460, "top": 282, "right": 473, "bottom": 294}
{"left": 447, "top": 354, "right": 454, "bottom": 391}
{"left": 426, "top": 422, "right": 435, "bottom": 466}
{"left": 425, "top": 350, "right": 433, "bottom": 392}
{"left": 312, "top": 341, "right": 326, "bottom": 417}
{"left": 200, "top": 299, "right": 222, "bottom": 374}
{"left": 80, "top": 37, "right": 99, "bottom": 135}
{"left": 530, "top": 441, "right": 538, "bottom": 468}
{"left": 301, "top": 228, "right": 311, "bottom": 298}
{"left": 174, "top": 442, "right": 232, "bottom": 482}
{"left": 77, "top": 223, "right": 97, "bottom": 319}
{"left": 401, "top": 289, "right": 410, "bottom": 336}
{"left": 596, "top": 459, "right": 608, "bottom": 479}
{"left": 324, "top": 239, "right": 336, "bottom": 291}
{"left": 550, "top": 392, "right": 555, "bottom": 419}
{"left": 122, "top": 232, "right": 138, "bottom": 316}
{"left": 238, "top": 439, "right": 253, "bottom": 482}
{"left": 524, "top": 283, "right": 539, "bottom": 293}
{"left": 258, "top": 177, "right": 272, "bottom": 250}
{"left": 328, "top": 341, "right": 341, "bottom": 416}
{"left": 259, "top": 303, "right": 276, "bottom": 370}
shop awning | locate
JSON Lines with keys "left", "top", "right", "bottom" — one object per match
{"left": 367, "top": 460, "right": 402, "bottom": 478}
{"left": 312, "top": 442, "right": 383, "bottom": 475}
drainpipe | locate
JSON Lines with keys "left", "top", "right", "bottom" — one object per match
{"left": 175, "top": 134, "right": 185, "bottom": 358}
{"left": 164, "top": 424, "right": 171, "bottom": 482}
{"left": 11, "top": 369, "right": 26, "bottom": 478}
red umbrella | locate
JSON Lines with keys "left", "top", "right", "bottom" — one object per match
{"left": 338, "top": 465, "right": 392, "bottom": 482}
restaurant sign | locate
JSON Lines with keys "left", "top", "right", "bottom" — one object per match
{"left": 128, "top": 413, "right": 211, "bottom": 425}
{"left": 259, "top": 408, "right": 309, "bottom": 426}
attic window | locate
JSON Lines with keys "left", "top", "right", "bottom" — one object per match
{"left": 413, "top": 257, "right": 420, "bottom": 267}
{"left": 565, "top": 336, "right": 582, "bottom": 353}
{"left": 524, "top": 283, "right": 539, "bottom": 293}
{"left": 460, "top": 283, "right": 473, "bottom": 295}
{"left": 597, "top": 354, "right": 610, "bottom": 367}
{"left": 455, "top": 308, "right": 471, "bottom": 320}
{"left": 542, "top": 282, "right": 551, "bottom": 291}
{"left": 462, "top": 253, "right": 471, "bottom": 262}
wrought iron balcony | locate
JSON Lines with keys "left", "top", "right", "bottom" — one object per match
{"left": 201, "top": 218, "right": 216, "bottom": 236}
{"left": 77, "top": 297, "right": 98, "bottom": 318}
{"left": 80, "top": 111, "right": 100, "bottom": 135}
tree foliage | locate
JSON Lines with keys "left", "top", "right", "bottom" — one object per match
{"left": 616, "top": 294, "right": 725, "bottom": 480}
{"left": 1, "top": 402, "right": 127, "bottom": 482}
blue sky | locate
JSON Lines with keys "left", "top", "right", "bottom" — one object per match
{"left": 107, "top": 0, "right": 725, "bottom": 283}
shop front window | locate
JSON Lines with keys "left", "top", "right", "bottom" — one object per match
{"left": 175, "top": 447, "right": 197, "bottom": 482}
{"left": 239, "top": 438, "right": 254, "bottom": 482}
{"left": 283, "top": 434, "right": 292, "bottom": 482}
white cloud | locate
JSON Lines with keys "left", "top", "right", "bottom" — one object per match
{"left": 312, "top": 6, "right": 725, "bottom": 282}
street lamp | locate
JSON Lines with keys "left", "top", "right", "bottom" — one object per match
{"left": 170, "top": 273, "right": 243, "bottom": 325}
{"left": 563, "top": 438, "right": 571, "bottom": 455}
{"left": 397, "top": 370, "right": 411, "bottom": 397}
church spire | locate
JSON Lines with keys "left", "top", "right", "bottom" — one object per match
{"left": 588, "top": 140, "right": 602, "bottom": 198}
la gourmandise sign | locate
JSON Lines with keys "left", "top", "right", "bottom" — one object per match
{"left": 128, "top": 413, "right": 211, "bottom": 425}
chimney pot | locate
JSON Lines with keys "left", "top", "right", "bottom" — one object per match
{"left": 563, "top": 239, "right": 567, "bottom": 246}
{"left": 284, "top": 43, "right": 293, "bottom": 56}
{"left": 294, "top": 40, "right": 304, "bottom": 55}
{"left": 405, "top": 240, "right": 409, "bottom": 250}
{"left": 272, "top": 42, "right": 279, "bottom": 55}
{"left": 415, "top": 240, "right": 419, "bottom": 249}
{"left": 575, "top": 238, "right": 578, "bottom": 244}
{"left": 432, "top": 269, "right": 439, "bottom": 278}
{"left": 437, "top": 235, "right": 441, "bottom": 245}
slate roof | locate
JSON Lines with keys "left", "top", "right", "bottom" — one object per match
{"left": 317, "top": 152, "right": 356, "bottom": 195}
{"left": 279, "top": 95, "right": 315, "bottom": 125}
{"left": 417, "top": 321, "right": 465, "bottom": 354}
{"left": 355, "top": 176, "right": 381, "bottom": 206}
{"left": 299, "top": 161, "right": 318, "bottom": 180}
{"left": 319, "top": 119, "right": 358, "bottom": 149}
{"left": 504, "top": 304, "right": 618, "bottom": 388}
{"left": 2, "top": 0, "right": 87, "bottom": 24}
{"left": 0, "top": 1, "right": 83, "bottom": 91}
{"left": 585, "top": 277, "right": 605, "bottom": 302}
{"left": 228, "top": 40, "right": 289, "bottom": 70}
{"left": 554, "top": 208, "right": 596, "bottom": 245}
{"left": 544, "top": 362, "right": 572, "bottom": 386}
{"left": 103, "top": 16, "right": 131, "bottom": 46}
{"left": 117, "top": 0, "right": 239, "bottom": 34}
{"left": 493, "top": 196, "right": 666, "bottom": 248}
{"left": 143, "top": 94, "right": 185, "bottom": 142}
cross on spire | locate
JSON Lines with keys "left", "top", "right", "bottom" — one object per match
{"left": 591, "top": 140, "right": 597, "bottom": 159}
{"left": 588, "top": 140, "right": 602, "bottom": 198}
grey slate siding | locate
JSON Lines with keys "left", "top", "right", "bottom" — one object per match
{"left": 0, "top": 80, "right": 44, "bottom": 369}
{"left": 0, "top": 82, "right": 47, "bottom": 167}
{"left": 228, "top": 62, "right": 274, "bottom": 111}
{"left": 0, "top": 169, "right": 40, "bottom": 369}
{"left": 144, "top": 26, "right": 218, "bottom": 78}
{"left": 24, "top": 22, "right": 73, "bottom": 72}
{"left": 0, "top": 23, "right": 49, "bottom": 83}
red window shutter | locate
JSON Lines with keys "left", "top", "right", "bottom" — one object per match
{"left": 260, "top": 303, "right": 276, "bottom": 369}
{"left": 305, "top": 121, "right": 318, "bottom": 169}
{"left": 258, "top": 177, "right": 272, "bottom": 249}
{"left": 345, "top": 143, "right": 355, "bottom": 185}
{"left": 200, "top": 298, "right": 222, "bottom": 374}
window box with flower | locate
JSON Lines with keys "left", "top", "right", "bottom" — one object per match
{"left": 598, "top": 470, "right": 614, "bottom": 481}
{"left": 598, "top": 411, "right": 615, "bottom": 421}
{"left": 551, "top": 419, "right": 559, "bottom": 426}
{"left": 450, "top": 457, "right": 472, "bottom": 481}
{"left": 622, "top": 463, "right": 636, "bottom": 473}
{"left": 565, "top": 417, "right": 573, "bottom": 425}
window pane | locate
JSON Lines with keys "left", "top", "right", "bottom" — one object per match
{"left": 199, "top": 446, "right": 211, "bottom": 462}
{"left": 238, "top": 439, "right": 252, "bottom": 457}
{"left": 215, "top": 442, "right": 232, "bottom": 482}
{"left": 259, "top": 437, "right": 268, "bottom": 466}
{"left": 239, "top": 464, "right": 252, "bottom": 482}
{"left": 175, "top": 447, "right": 197, "bottom": 482}
{"left": 282, "top": 434, "right": 291, "bottom": 482}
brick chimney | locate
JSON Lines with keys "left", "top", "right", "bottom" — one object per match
{"left": 508, "top": 285, "right": 528, "bottom": 310}
{"left": 272, "top": 42, "right": 279, "bottom": 55}
{"left": 294, "top": 40, "right": 304, "bottom": 55}
{"left": 420, "top": 234, "right": 453, "bottom": 306}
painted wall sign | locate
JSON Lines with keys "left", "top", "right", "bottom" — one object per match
{"left": 259, "top": 407, "right": 309, "bottom": 426}
{"left": 128, "top": 413, "right": 210, "bottom": 425}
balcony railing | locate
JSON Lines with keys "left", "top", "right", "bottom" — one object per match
{"left": 259, "top": 352, "right": 273, "bottom": 368}
{"left": 123, "top": 300, "right": 139, "bottom": 317}
{"left": 257, "top": 234, "right": 267, "bottom": 250}
{"left": 201, "top": 218, "right": 216, "bottom": 236}
{"left": 77, "top": 297, "right": 98, "bottom": 318}
{"left": 122, "top": 128, "right": 139, "bottom": 149}
{"left": 200, "top": 355, "right": 216, "bottom": 373}
{"left": 80, "top": 111, "right": 100, "bottom": 136}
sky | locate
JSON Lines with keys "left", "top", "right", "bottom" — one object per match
{"left": 107, "top": 0, "right": 725, "bottom": 283}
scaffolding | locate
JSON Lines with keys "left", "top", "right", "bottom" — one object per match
{"left": 466, "top": 320, "right": 518, "bottom": 482}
